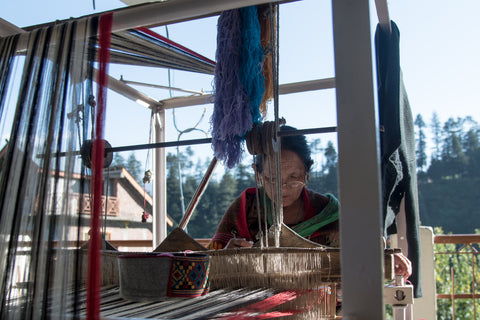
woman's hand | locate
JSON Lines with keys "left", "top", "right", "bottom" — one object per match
{"left": 393, "top": 253, "right": 412, "bottom": 280}
{"left": 225, "top": 238, "right": 253, "bottom": 249}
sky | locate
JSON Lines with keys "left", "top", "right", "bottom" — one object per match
{"left": 2, "top": 0, "right": 480, "bottom": 174}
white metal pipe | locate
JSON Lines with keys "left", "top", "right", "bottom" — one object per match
{"left": 94, "top": 70, "right": 161, "bottom": 108}
{"left": 278, "top": 77, "right": 335, "bottom": 95}
{"left": 153, "top": 108, "right": 167, "bottom": 247}
{"left": 158, "top": 78, "right": 336, "bottom": 109}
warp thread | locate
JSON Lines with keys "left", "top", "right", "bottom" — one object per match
{"left": 208, "top": 248, "right": 339, "bottom": 318}
{"left": 211, "top": 6, "right": 266, "bottom": 168}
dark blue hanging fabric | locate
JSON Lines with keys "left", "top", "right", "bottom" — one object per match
{"left": 375, "top": 21, "right": 422, "bottom": 298}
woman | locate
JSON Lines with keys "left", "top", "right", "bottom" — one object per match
{"left": 209, "top": 124, "right": 411, "bottom": 279}
{"left": 210, "top": 124, "right": 340, "bottom": 249}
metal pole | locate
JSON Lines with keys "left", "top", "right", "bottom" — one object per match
{"left": 332, "top": 0, "right": 384, "bottom": 318}
{"left": 153, "top": 108, "right": 167, "bottom": 247}
{"left": 111, "top": 0, "right": 292, "bottom": 33}
{"left": 16, "top": 0, "right": 297, "bottom": 36}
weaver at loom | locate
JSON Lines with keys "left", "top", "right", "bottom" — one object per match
{"left": 210, "top": 124, "right": 339, "bottom": 250}
{"left": 208, "top": 120, "right": 412, "bottom": 285}
{"left": 207, "top": 122, "right": 346, "bottom": 318}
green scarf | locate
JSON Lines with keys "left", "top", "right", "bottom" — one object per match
{"left": 263, "top": 188, "right": 339, "bottom": 238}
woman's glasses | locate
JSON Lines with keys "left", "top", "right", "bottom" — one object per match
{"left": 262, "top": 176, "right": 306, "bottom": 189}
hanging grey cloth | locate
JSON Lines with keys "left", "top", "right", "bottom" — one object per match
{"left": 375, "top": 21, "right": 422, "bottom": 298}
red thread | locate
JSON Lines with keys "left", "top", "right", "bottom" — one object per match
{"left": 86, "top": 12, "right": 112, "bottom": 320}
{"left": 216, "top": 290, "right": 303, "bottom": 319}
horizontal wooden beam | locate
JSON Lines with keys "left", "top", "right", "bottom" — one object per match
{"left": 434, "top": 234, "right": 480, "bottom": 244}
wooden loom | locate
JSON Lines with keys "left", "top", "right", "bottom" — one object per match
{"left": 0, "top": 0, "right": 411, "bottom": 319}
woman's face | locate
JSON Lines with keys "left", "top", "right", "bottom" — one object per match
{"left": 262, "top": 150, "right": 306, "bottom": 207}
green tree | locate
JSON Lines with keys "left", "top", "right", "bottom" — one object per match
{"left": 111, "top": 153, "right": 126, "bottom": 167}
{"left": 126, "top": 152, "right": 143, "bottom": 183}
{"left": 309, "top": 138, "right": 323, "bottom": 173}
{"left": 187, "top": 177, "right": 222, "bottom": 239}
{"left": 179, "top": 174, "right": 199, "bottom": 233}
{"left": 323, "top": 141, "right": 337, "bottom": 173}
{"left": 234, "top": 163, "right": 255, "bottom": 196}
{"left": 431, "top": 112, "right": 443, "bottom": 161}
{"left": 186, "top": 171, "right": 238, "bottom": 239}
{"left": 441, "top": 118, "right": 468, "bottom": 178}
{"left": 217, "top": 172, "right": 238, "bottom": 212}
{"left": 307, "top": 140, "right": 338, "bottom": 196}
{"left": 463, "top": 128, "right": 479, "bottom": 154}
{"left": 415, "top": 114, "right": 428, "bottom": 172}
{"left": 166, "top": 152, "right": 183, "bottom": 227}
{"left": 464, "top": 128, "right": 480, "bottom": 179}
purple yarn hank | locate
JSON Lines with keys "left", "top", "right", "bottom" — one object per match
{"left": 212, "top": 9, "right": 251, "bottom": 168}
{"left": 211, "top": 7, "right": 265, "bottom": 168}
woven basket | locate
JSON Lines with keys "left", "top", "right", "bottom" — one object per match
{"left": 118, "top": 252, "right": 210, "bottom": 301}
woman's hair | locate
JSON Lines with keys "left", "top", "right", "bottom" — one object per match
{"left": 254, "top": 125, "right": 314, "bottom": 173}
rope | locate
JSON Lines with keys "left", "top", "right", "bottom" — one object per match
{"left": 141, "top": 110, "right": 154, "bottom": 222}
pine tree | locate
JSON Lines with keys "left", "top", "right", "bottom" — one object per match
{"left": 321, "top": 141, "right": 338, "bottom": 195}
{"left": 442, "top": 117, "right": 468, "bottom": 178}
{"left": 463, "top": 124, "right": 480, "bottom": 179}
{"left": 431, "top": 112, "right": 442, "bottom": 161}
{"left": 415, "top": 114, "right": 428, "bottom": 172}
{"left": 166, "top": 152, "right": 182, "bottom": 227}
{"left": 111, "top": 153, "right": 126, "bottom": 168}
{"left": 218, "top": 172, "right": 238, "bottom": 212}
{"left": 234, "top": 163, "right": 255, "bottom": 196}
{"left": 323, "top": 141, "right": 337, "bottom": 172}
{"left": 126, "top": 152, "right": 143, "bottom": 183}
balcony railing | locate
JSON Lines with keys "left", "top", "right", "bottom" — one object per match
{"left": 73, "top": 193, "right": 118, "bottom": 216}
{"left": 434, "top": 234, "right": 480, "bottom": 319}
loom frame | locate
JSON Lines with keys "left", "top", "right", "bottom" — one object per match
{"left": 0, "top": 0, "right": 395, "bottom": 318}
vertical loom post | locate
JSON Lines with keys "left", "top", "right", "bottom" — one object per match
{"left": 332, "top": 0, "right": 385, "bottom": 319}
{"left": 153, "top": 107, "right": 167, "bottom": 247}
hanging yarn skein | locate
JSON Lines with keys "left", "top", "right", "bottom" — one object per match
{"left": 211, "top": 6, "right": 265, "bottom": 168}
{"left": 239, "top": 6, "right": 265, "bottom": 125}
{"left": 258, "top": 4, "right": 276, "bottom": 115}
